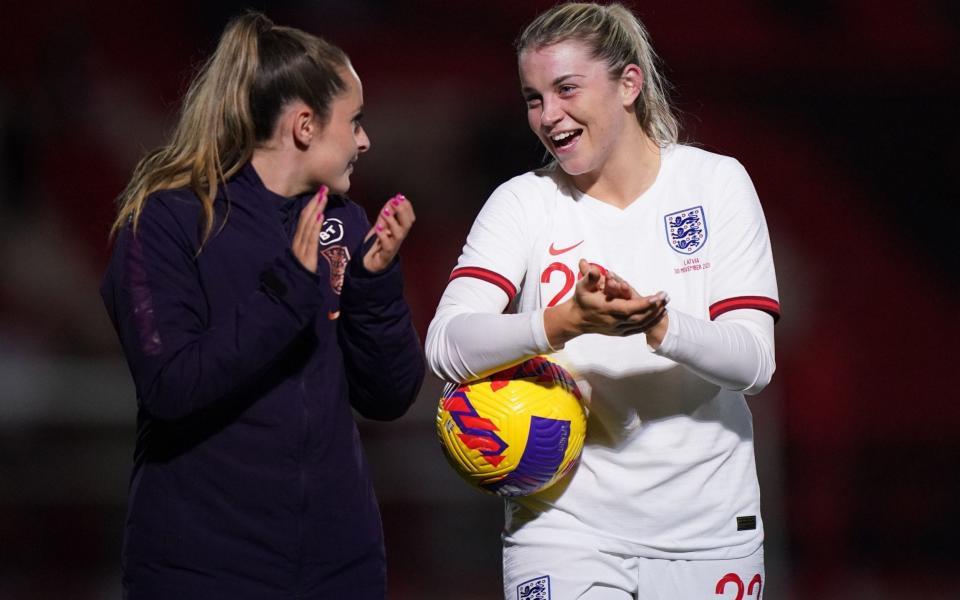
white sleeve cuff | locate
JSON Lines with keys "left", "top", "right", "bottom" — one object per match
{"left": 649, "top": 308, "right": 678, "bottom": 355}
{"left": 532, "top": 308, "right": 558, "bottom": 354}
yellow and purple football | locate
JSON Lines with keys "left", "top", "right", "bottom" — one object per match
{"left": 436, "top": 355, "right": 586, "bottom": 497}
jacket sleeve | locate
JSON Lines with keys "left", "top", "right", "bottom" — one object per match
{"left": 101, "top": 197, "right": 323, "bottom": 421}
{"left": 337, "top": 234, "right": 425, "bottom": 421}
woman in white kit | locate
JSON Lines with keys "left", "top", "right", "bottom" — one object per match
{"left": 426, "top": 3, "right": 780, "bottom": 599}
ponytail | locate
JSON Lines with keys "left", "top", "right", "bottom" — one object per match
{"left": 112, "top": 12, "right": 348, "bottom": 246}
{"left": 604, "top": 5, "right": 678, "bottom": 145}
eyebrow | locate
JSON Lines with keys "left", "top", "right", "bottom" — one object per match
{"left": 521, "top": 73, "right": 584, "bottom": 95}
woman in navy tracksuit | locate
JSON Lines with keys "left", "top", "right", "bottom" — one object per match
{"left": 100, "top": 12, "right": 424, "bottom": 599}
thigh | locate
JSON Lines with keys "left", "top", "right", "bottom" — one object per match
{"left": 503, "top": 541, "right": 636, "bottom": 600}
{"left": 637, "top": 546, "right": 765, "bottom": 600}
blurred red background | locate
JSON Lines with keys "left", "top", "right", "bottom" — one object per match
{"left": 1, "top": 1, "right": 958, "bottom": 598}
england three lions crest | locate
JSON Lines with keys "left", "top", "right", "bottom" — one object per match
{"left": 664, "top": 206, "right": 707, "bottom": 255}
{"left": 516, "top": 575, "right": 550, "bottom": 600}
{"left": 321, "top": 245, "right": 350, "bottom": 295}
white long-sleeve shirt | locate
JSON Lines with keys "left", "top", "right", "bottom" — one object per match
{"left": 426, "top": 145, "right": 780, "bottom": 560}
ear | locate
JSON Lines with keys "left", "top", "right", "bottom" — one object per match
{"left": 291, "top": 103, "right": 319, "bottom": 148}
{"left": 620, "top": 64, "right": 644, "bottom": 107}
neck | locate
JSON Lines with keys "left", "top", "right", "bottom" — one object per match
{"left": 573, "top": 127, "right": 662, "bottom": 209}
{"left": 251, "top": 148, "right": 309, "bottom": 198}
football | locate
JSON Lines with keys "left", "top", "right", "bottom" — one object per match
{"left": 436, "top": 355, "right": 586, "bottom": 497}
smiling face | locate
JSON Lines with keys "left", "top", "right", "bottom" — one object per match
{"left": 519, "top": 40, "right": 639, "bottom": 181}
{"left": 307, "top": 64, "right": 370, "bottom": 194}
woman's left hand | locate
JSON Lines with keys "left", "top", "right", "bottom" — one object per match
{"left": 363, "top": 194, "right": 415, "bottom": 273}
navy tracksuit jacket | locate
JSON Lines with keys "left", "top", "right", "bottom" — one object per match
{"left": 101, "top": 163, "right": 424, "bottom": 599}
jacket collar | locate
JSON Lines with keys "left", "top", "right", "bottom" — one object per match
{"left": 232, "top": 161, "right": 315, "bottom": 218}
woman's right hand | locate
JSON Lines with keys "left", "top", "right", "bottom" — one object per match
{"left": 291, "top": 185, "right": 329, "bottom": 273}
{"left": 544, "top": 259, "right": 668, "bottom": 348}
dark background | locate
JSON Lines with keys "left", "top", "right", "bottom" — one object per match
{"left": 1, "top": 1, "right": 958, "bottom": 598}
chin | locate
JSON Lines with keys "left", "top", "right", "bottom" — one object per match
{"left": 328, "top": 178, "right": 350, "bottom": 195}
{"left": 546, "top": 148, "right": 582, "bottom": 174}
{"left": 556, "top": 159, "right": 590, "bottom": 177}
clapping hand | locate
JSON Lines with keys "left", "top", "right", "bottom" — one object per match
{"left": 545, "top": 259, "right": 669, "bottom": 347}
{"left": 363, "top": 194, "right": 415, "bottom": 273}
{"left": 291, "top": 185, "right": 330, "bottom": 273}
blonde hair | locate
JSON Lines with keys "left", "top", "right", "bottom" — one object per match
{"left": 111, "top": 12, "right": 349, "bottom": 245}
{"left": 516, "top": 2, "right": 679, "bottom": 146}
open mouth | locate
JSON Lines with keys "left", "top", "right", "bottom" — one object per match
{"left": 549, "top": 129, "right": 582, "bottom": 150}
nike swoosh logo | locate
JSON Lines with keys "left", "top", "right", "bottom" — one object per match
{"left": 548, "top": 240, "right": 584, "bottom": 255}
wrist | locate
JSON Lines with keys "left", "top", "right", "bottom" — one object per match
{"left": 544, "top": 300, "right": 582, "bottom": 348}
{"left": 645, "top": 310, "right": 670, "bottom": 349}
{"left": 362, "top": 254, "right": 382, "bottom": 274}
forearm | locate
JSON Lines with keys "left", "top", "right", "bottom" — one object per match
{"left": 426, "top": 307, "right": 552, "bottom": 383}
{"left": 651, "top": 308, "right": 776, "bottom": 394}
{"left": 340, "top": 259, "right": 424, "bottom": 419}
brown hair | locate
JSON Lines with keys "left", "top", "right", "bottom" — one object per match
{"left": 111, "top": 12, "right": 349, "bottom": 245}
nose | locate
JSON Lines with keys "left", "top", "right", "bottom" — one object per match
{"left": 357, "top": 125, "right": 370, "bottom": 153}
{"left": 540, "top": 98, "right": 563, "bottom": 129}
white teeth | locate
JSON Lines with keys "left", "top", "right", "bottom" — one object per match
{"left": 550, "top": 131, "right": 577, "bottom": 143}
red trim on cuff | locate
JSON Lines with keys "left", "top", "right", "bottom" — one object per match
{"left": 710, "top": 296, "right": 781, "bottom": 323}
{"left": 450, "top": 267, "right": 517, "bottom": 301}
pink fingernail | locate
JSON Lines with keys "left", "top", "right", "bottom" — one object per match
{"left": 318, "top": 185, "right": 328, "bottom": 198}
{"left": 390, "top": 197, "right": 401, "bottom": 207}
{"left": 376, "top": 223, "right": 383, "bottom": 231}
{"left": 316, "top": 212, "right": 324, "bottom": 222}
{"left": 383, "top": 208, "right": 391, "bottom": 216}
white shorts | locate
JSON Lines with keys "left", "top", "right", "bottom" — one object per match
{"left": 503, "top": 542, "right": 764, "bottom": 600}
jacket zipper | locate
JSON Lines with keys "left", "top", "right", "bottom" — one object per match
{"left": 296, "top": 374, "right": 309, "bottom": 598}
